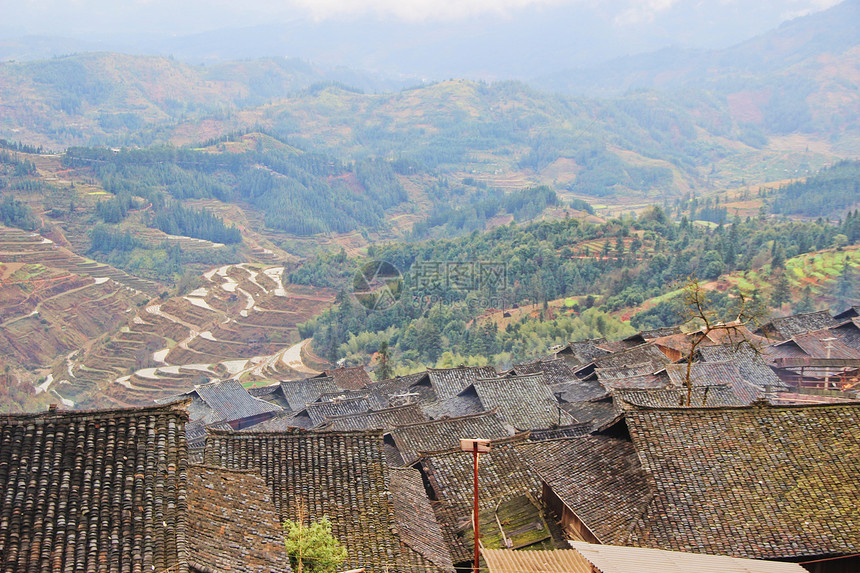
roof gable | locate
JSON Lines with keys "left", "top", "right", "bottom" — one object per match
{"left": 522, "top": 436, "right": 655, "bottom": 545}
{"left": 472, "top": 374, "right": 576, "bottom": 430}
{"left": 428, "top": 366, "right": 497, "bottom": 401}
{"left": 321, "top": 366, "right": 372, "bottom": 390}
{"left": 758, "top": 311, "right": 838, "bottom": 341}
{"left": 304, "top": 396, "right": 371, "bottom": 426}
{"left": 388, "top": 411, "right": 514, "bottom": 466}
{"left": 194, "top": 380, "right": 282, "bottom": 423}
{"left": 278, "top": 377, "right": 339, "bottom": 411}
{"left": 512, "top": 359, "right": 578, "bottom": 385}
{"left": 613, "top": 386, "right": 744, "bottom": 409}
{"left": 321, "top": 404, "right": 428, "bottom": 431}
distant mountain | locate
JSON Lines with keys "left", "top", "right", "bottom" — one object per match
{"left": 0, "top": 53, "right": 409, "bottom": 148}
{"left": 537, "top": 0, "right": 860, "bottom": 96}
{"left": 535, "top": 0, "right": 860, "bottom": 144}
{"left": 0, "top": 2, "right": 839, "bottom": 81}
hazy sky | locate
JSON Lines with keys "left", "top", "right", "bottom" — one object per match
{"left": 0, "top": 0, "right": 846, "bottom": 79}
{"left": 1, "top": 0, "right": 842, "bottom": 36}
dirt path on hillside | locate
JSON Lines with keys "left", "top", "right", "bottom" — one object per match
{"left": 281, "top": 339, "right": 321, "bottom": 375}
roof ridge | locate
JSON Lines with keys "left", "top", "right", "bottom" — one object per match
{"left": 325, "top": 403, "right": 420, "bottom": 419}
{"left": 207, "top": 426, "right": 386, "bottom": 437}
{"left": 390, "top": 408, "right": 500, "bottom": 429}
{"left": 626, "top": 401, "right": 860, "bottom": 412}
{"left": 188, "top": 463, "right": 264, "bottom": 476}
{"left": 0, "top": 397, "right": 192, "bottom": 421}
{"left": 416, "top": 431, "right": 531, "bottom": 458}
{"left": 475, "top": 373, "right": 545, "bottom": 382}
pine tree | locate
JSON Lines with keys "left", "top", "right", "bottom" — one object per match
{"left": 794, "top": 285, "right": 816, "bottom": 314}
{"left": 376, "top": 340, "right": 393, "bottom": 381}
{"left": 770, "top": 273, "right": 791, "bottom": 308}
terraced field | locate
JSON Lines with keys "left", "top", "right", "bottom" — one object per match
{"left": 56, "top": 262, "right": 335, "bottom": 408}
{"left": 0, "top": 225, "right": 156, "bottom": 404}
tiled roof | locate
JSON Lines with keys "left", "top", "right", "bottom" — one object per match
{"left": 662, "top": 362, "right": 778, "bottom": 403}
{"left": 187, "top": 465, "right": 290, "bottom": 573}
{"left": 757, "top": 311, "right": 838, "bottom": 341}
{"left": 559, "top": 397, "right": 617, "bottom": 430}
{"left": 597, "top": 340, "right": 640, "bottom": 352}
{"left": 248, "top": 383, "right": 280, "bottom": 397}
{"left": 622, "top": 327, "right": 683, "bottom": 347}
{"left": 592, "top": 344, "right": 671, "bottom": 372}
{"left": 419, "top": 435, "right": 545, "bottom": 562}
{"left": 697, "top": 344, "right": 787, "bottom": 390}
{"left": 238, "top": 410, "right": 309, "bottom": 431}
{"left": 665, "top": 362, "right": 746, "bottom": 387}
{"left": 320, "top": 404, "right": 428, "bottom": 431}
{"left": 640, "top": 326, "right": 683, "bottom": 338}
{"left": 833, "top": 305, "right": 860, "bottom": 321}
{"left": 831, "top": 319, "right": 860, "bottom": 351}
{"left": 472, "top": 374, "right": 577, "bottom": 430}
{"left": 555, "top": 339, "right": 610, "bottom": 366}
{"left": 389, "top": 467, "right": 455, "bottom": 572}
{"left": 322, "top": 366, "right": 372, "bottom": 390}
{"left": 0, "top": 401, "right": 190, "bottom": 573}
{"left": 551, "top": 379, "right": 608, "bottom": 403}
{"left": 192, "top": 379, "right": 282, "bottom": 423}
{"left": 388, "top": 411, "right": 514, "bottom": 466}
{"left": 626, "top": 403, "right": 860, "bottom": 559}
{"left": 483, "top": 548, "right": 591, "bottom": 573}
{"left": 779, "top": 329, "right": 860, "bottom": 359}
{"left": 428, "top": 366, "right": 497, "bottom": 401}
{"left": 304, "top": 396, "right": 371, "bottom": 426}
{"left": 529, "top": 423, "right": 592, "bottom": 440}
{"left": 613, "top": 386, "right": 744, "bottom": 409}
{"left": 278, "top": 377, "right": 339, "bottom": 411}
{"left": 367, "top": 372, "right": 438, "bottom": 407}
{"left": 597, "top": 371, "right": 669, "bottom": 388}
{"left": 771, "top": 392, "right": 860, "bottom": 405}
{"left": 570, "top": 542, "right": 810, "bottom": 573}
{"left": 204, "top": 428, "right": 434, "bottom": 573}
{"left": 317, "top": 389, "right": 389, "bottom": 410}
{"left": 512, "top": 359, "right": 577, "bottom": 385}
{"left": 421, "top": 387, "right": 487, "bottom": 419}
{"left": 522, "top": 436, "right": 655, "bottom": 545}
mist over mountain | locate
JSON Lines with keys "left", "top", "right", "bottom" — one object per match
{"left": 537, "top": 0, "right": 860, "bottom": 96}
{"left": 0, "top": 0, "right": 845, "bottom": 81}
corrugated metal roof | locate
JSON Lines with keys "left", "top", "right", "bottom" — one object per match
{"left": 483, "top": 548, "right": 591, "bottom": 573}
{"left": 570, "top": 542, "right": 809, "bottom": 573}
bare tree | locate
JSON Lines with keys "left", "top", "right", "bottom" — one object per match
{"left": 679, "top": 276, "right": 766, "bottom": 406}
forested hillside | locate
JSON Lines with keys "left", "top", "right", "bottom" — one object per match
{"left": 767, "top": 160, "right": 860, "bottom": 218}
{"left": 298, "top": 205, "right": 860, "bottom": 371}
{"left": 1, "top": 54, "right": 853, "bottom": 203}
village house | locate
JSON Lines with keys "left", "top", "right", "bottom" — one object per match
{"left": 527, "top": 402, "right": 860, "bottom": 572}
